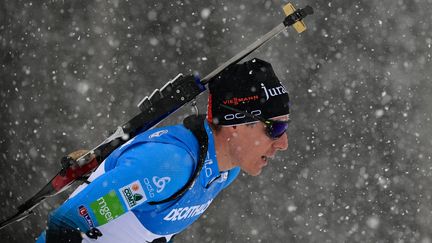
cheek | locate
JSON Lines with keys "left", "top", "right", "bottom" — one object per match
{"left": 252, "top": 136, "right": 271, "bottom": 148}
{"left": 244, "top": 133, "right": 264, "bottom": 147}
{"left": 239, "top": 138, "right": 261, "bottom": 150}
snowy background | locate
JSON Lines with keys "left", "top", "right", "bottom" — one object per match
{"left": 1, "top": 0, "right": 432, "bottom": 242}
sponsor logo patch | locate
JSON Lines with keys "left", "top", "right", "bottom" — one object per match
{"left": 119, "top": 180, "right": 147, "bottom": 210}
{"left": 152, "top": 176, "right": 171, "bottom": 193}
{"left": 261, "top": 82, "right": 287, "bottom": 100}
{"left": 224, "top": 110, "right": 262, "bottom": 121}
{"left": 149, "top": 130, "right": 168, "bottom": 139}
{"left": 143, "top": 178, "right": 155, "bottom": 198}
{"left": 204, "top": 152, "right": 213, "bottom": 178}
{"left": 163, "top": 200, "right": 213, "bottom": 221}
{"left": 78, "top": 205, "right": 95, "bottom": 228}
{"left": 222, "top": 95, "right": 259, "bottom": 106}
{"left": 90, "top": 190, "right": 125, "bottom": 225}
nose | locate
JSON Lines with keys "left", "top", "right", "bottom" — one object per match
{"left": 273, "top": 133, "right": 288, "bottom": 151}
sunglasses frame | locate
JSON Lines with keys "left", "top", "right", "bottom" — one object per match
{"left": 219, "top": 104, "right": 290, "bottom": 140}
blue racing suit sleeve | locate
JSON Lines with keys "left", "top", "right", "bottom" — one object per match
{"left": 48, "top": 141, "right": 195, "bottom": 233}
{"left": 108, "top": 142, "right": 196, "bottom": 202}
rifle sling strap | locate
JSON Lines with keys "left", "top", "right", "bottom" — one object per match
{"left": 148, "top": 115, "right": 208, "bottom": 205}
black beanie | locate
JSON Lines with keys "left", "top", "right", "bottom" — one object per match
{"left": 207, "top": 58, "right": 290, "bottom": 126}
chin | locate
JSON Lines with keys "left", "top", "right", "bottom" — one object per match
{"left": 245, "top": 169, "right": 262, "bottom": 176}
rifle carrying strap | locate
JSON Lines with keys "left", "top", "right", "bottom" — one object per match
{"left": 148, "top": 115, "right": 209, "bottom": 205}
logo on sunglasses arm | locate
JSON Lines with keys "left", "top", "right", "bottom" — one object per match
{"left": 261, "top": 83, "right": 287, "bottom": 101}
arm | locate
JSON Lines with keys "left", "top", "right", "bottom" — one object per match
{"left": 47, "top": 142, "right": 195, "bottom": 233}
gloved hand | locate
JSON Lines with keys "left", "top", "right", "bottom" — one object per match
{"left": 54, "top": 149, "right": 98, "bottom": 191}
{"left": 67, "top": 149, "right": 89, "bottom": 160}
{"left": 60, "top": 150, "right": 95, "bottom": 176}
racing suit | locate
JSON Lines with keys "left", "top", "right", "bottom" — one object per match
{"left": 36, "top": 119, "right": 240, "bottom": 242}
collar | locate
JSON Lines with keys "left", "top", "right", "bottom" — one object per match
{"left": 200, "top": 121, "right": 228, "bottom": 188}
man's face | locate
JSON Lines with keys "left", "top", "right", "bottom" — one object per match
{"left": 228, "top": 115, "right": 289, "bottom": 176}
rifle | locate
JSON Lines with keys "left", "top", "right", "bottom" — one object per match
{"left": 0, "top": 3, "right": 313, "bottom": 230}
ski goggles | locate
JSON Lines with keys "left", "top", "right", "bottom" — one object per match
{"left": 220, "top": 104, "right": 290, "bottom": 140}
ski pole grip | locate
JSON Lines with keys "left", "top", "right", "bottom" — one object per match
{"left": 283, "top": 5, "right": 313, "bottom": 28}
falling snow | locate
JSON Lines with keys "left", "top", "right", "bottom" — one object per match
{"left": 1, "top": 0, "right": 432, "bottom": 243}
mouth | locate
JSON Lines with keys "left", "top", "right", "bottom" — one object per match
{"left": 260, "top": 156, "right": 269, "bottom": 166}
{"left": 261, "top": 154, "right": 276, "bottom": 165}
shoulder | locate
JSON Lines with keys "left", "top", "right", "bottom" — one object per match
{"left": 105, "top": 124, "right": 199, "bottom": 169}
{"left": 135, "top": 124, "right": 199, "bottom": 158}
{"left": 112, "top": 125, "right": 199, "bottom": 201}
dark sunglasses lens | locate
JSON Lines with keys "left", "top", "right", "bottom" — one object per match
{"left": 267, "top": 121, "right": 288, "bottom": 139}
